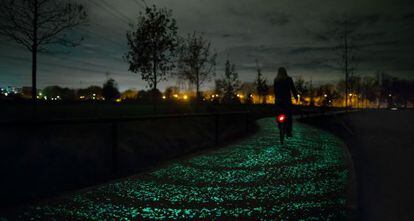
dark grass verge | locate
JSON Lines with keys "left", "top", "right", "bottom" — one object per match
{"left": 0, "top": 115, "right": 259, "bottom": 209}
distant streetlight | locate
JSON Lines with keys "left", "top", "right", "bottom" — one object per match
{"left": 183, "top": 95, "right": 188, "bottom": 100}
{"left": 162, "top": 95, "right": 167, "bottom": 100}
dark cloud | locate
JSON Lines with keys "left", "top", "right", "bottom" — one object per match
{"left": 357, "top": 40, "right": 401, "bottom": 48}
{"left": 289, "top": 46, "right": 334, "bottom": 55}
{"left": 1, "top": 0, "right": 413, "bottom": 90}
{"left": 293, "top": 60, "right": 339, "bottom": 71}
{"left": 268, "top": 13, "right": 291, "bottom": 26}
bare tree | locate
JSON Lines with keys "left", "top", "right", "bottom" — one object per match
{"left": 361, "top": 75, "right": 380, "bottom": 108}
{"left": 255, "top": 59, "right": 269, "bottom": 104}
{"left": 215, "top": 59, "right": 240, "bottom": 104}
{"left": 331, "top": 16, "right": 360, "bottom": 109}
{"left": 177, "top": 32, "right": 216, "bottom": 104}
{"left": 103, "top": 78, "right": 121, "bottom": 102}
{"left": 0, "top": 0, "right": 88, "bottom": 103}
{"left": 315, "top": 15, "right": 364, "bottom": 108}
{"left": 294, "top": 77, "right": 308, "bottom": 104}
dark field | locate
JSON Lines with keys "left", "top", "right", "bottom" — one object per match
{"left": 0, "top": 102, "right": 253, "bottom": 120}
{"left": 0, "top": 101, "right": 337, "bottom": 121}
{"left": 0, "top": 102, "right": 339, "bottom": 208}
{"left": 301, "top": 110, "right": 414, "bottom": 221}
{"left": 0, "top": 103, "right": 259, "bottom": 208}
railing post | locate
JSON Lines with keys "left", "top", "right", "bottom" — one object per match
{"left": 111, "top": 122, "right": 119, "bottom": 174}
{"left": 245, "top": 112, "right": 249, "bottom": 133}
{"left": 214, "top": 114, "right": 219, "bottom": 146}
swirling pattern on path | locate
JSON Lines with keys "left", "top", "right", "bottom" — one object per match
{"left": 3, "top": 118, "right": 349, "bottom": 220}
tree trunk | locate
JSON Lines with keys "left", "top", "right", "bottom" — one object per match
{"left": 32, "top": 0, "right": 38, "bottom": 117}
{"left": 345, "top": 33, "right": 349, "bottom": 110}
{"left": 377, "top": 96, "right": 381, "bottom": 109}
{"left": 32, "top": 49, "right": 37, "bottom": 103}
{"left": 32, "top": 46, "right": 37, "bottom": 99}
{"left": 195, "top": 70, "right": 200, "bottom": 112}
{"left": 153, "top": 60, "right": 157, "bottom": 114}
{"left": 31, "top": 46, "right": 37, "bottom": 117}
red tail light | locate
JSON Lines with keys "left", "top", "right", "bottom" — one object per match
{"left": 276, "top": 114, "right": 286, "bottom": 123}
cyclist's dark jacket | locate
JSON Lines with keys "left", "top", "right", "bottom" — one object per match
{"left": 274, "top": 77, "right": 298, "bottom": 106}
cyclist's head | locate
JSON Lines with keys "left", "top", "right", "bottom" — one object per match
{"left": 276, "top": 67, "right": 288, "bottom": 80}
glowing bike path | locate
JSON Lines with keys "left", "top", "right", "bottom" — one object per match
{"left": 3, "top": 118, "right": 351, "bottom": 220}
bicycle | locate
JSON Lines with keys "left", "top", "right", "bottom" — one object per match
{"left": 275, "top": 112, "right": 287, "bottom": 144}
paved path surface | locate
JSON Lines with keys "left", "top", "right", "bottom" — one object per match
{"left": 2, "top": 118, "right": 350, "bottom": 220}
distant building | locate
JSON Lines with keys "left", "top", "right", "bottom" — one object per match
{"left": 21, "top": 87, "right": 33, "bottom": 99}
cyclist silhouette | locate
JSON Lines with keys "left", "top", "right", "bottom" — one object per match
{"left": 274, "top": 67, "right": 298, "bottom": 137}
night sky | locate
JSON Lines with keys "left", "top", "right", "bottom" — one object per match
{"left": 0, "top": 0, "right": 413, "bottom": 91}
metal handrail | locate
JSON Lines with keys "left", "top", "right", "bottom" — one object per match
{"left": 0, "top": 111, "right": 251, "bottom": 173}
{"left": 0, "top": 111, "right": 250, "bottom": 126}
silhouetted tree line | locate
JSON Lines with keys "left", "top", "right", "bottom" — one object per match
{"left": 292, "top": 74, "right": 414, "bottom": 108}
{"left": 1, "top": 2, "right": 413, "bottom": 109}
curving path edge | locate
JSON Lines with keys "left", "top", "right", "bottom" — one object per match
{"left": 2, "top": 118, "right": 353, "bottom": 220}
